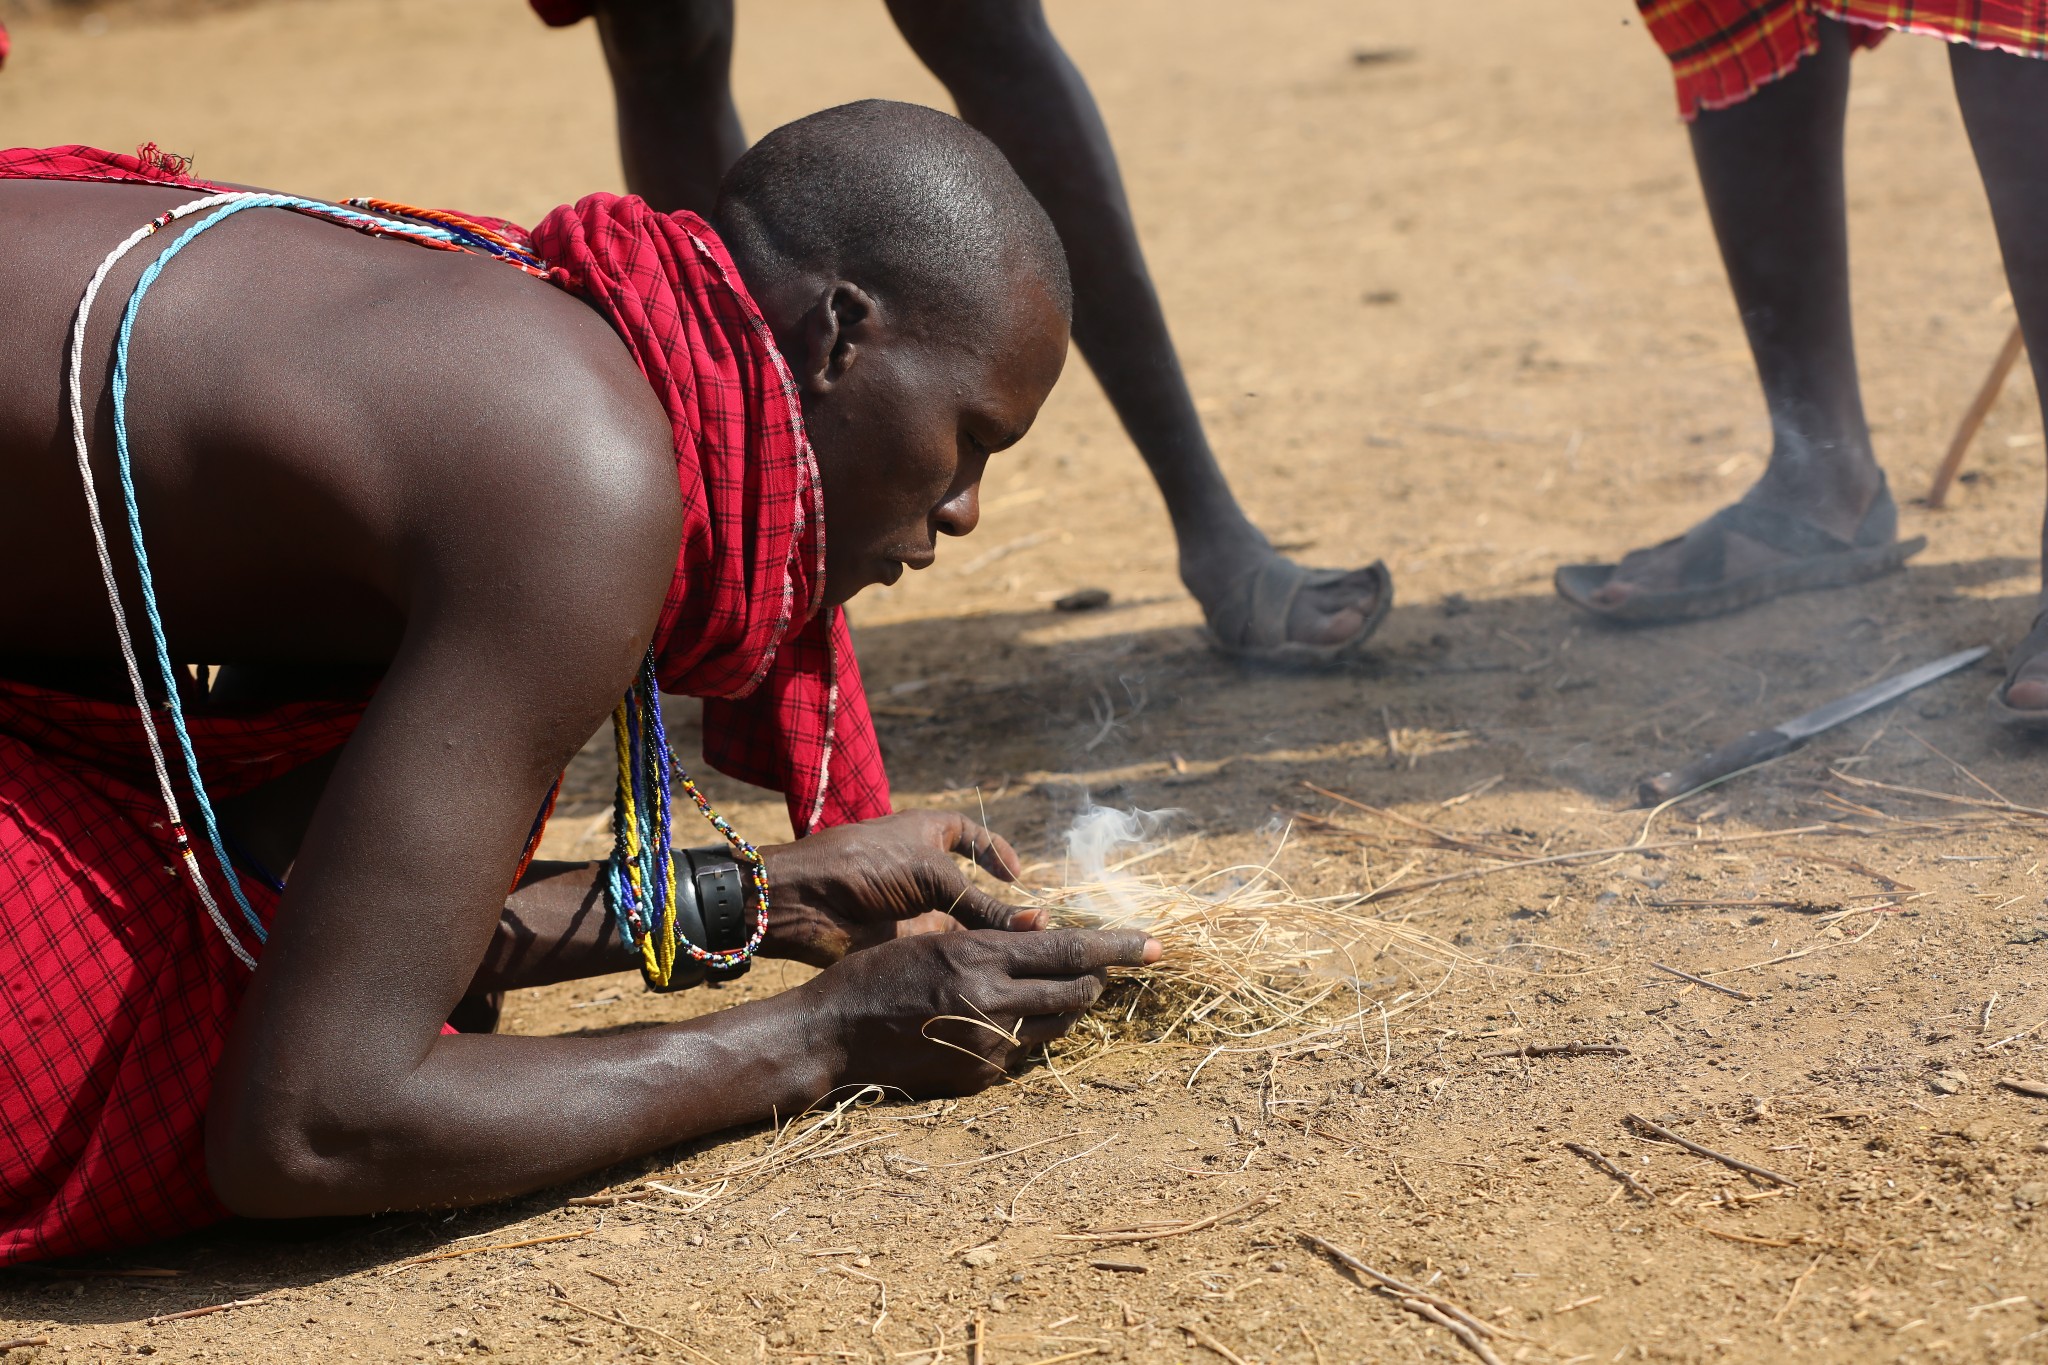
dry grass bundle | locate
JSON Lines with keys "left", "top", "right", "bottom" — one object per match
{"left": 1023, "top": 848, "right": 1477, "bottom": 1059}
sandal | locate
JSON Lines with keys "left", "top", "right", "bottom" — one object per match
{"left": 1989, "top": 609, "right": 2048, "bottom": 733}
{"left": 1205, "top": 557, "right": 1392, "bottom": 667}
{"left": 1555, "top": 477, "right": 1924, "bottom": 624}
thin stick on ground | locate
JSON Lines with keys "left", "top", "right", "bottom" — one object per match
{"left": 547, "top": 1283, "right": 725, "bottom": 1365}
{"left": 1649, "top": 962, "right": 1756, "bottom": 1002}
{"left": 1180, "top": 1324, "right": 1251, "bottom": 1365}
{"left": 1998, "top": 1076, "right": 2048, "bottom": 1099}
{"left": 1482, "top": 1042, "right": 1630, "bottom": 1059}
{"left": 0, "top": 1339, "right": 49, "bottom": 1351}
{"left": 1352, "top": 826, "right": 1830, "bottom": 904}
{"left": 1625, "top": 1114, "right": 1798, "bottom": 1187}
{"left": 382, "top": 1229, "right": 591, "bottom": 1274}
{"left": 147, "top": 1296, "right": 267, "bottom": 1326}
{"left": 1297, "top": 1233, "right": 1509, "bottom": 1343}
{"left": 1770, "top": 1255, "right": 1824, "bottom": 1328}
{"left": 1402, "top": 1299, "right": 1507, "bottom": 1365}
{"left": 1054, "top": 1195, "right": 1269, "bottom": 1244}
{"left": 1564, "top": 1142, "right": 1653, "bottom": 1200}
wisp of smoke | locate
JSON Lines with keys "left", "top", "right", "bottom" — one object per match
{"left": 1063, "top": 803, "right": 1178, "bottom": 926}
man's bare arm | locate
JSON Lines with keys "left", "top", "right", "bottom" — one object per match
{"left": 201, "top": 416, "right": 1152, "bottom": 1219}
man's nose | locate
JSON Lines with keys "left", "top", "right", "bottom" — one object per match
{"left": 934, "top": 484, "right": 980, "bottom": 538}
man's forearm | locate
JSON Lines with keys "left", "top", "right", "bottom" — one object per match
{"left": 208, "top": 985, "right": 836, "bottom": 1218}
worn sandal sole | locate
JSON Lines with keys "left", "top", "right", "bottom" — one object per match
{"left": 1555, "top": 535, "right": 1925, "bottom": 625}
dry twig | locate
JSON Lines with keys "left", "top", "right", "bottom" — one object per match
{"left": 547, "top": 1283, "right": 725, "bottom": 1365}
{"left": 147, "top": 1297, "right": 267, "bottom": 1326}
{"left": 1055, "top": 1195, "right": 1269, "bottom": 1244}
{"left": 1297, "top": 1233, "right": 1507, "bottom": 1343}
{"left": 1563, "top": 1142, "right": 1652, "bottom": 1199}
{"left": 382, "top": 1230, "right": 590, "bottom": 1274}
{"left": 1625, "top": 1114, "right": 1798, "bottom": 1187}
{"left": 1180, "top": 1324, "right": 1251, "bottom": 1365}
{"left": 1483, "top": 1042, "right": 1630, "bottom": 1059}
{"left": 1649, "top": 962, "right": 1755, "bottom": 1001}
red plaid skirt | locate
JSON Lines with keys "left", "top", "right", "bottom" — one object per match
{"left": 0, "top": 679, "right": 361, "bottom": 1264}
{"left": 1639, "top": 0, "right": 2048, "bottom": 117}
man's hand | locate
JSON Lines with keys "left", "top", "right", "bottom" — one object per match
{"left": 757, "top": 810, "right": 1043, "bottom": 967}
{"left": 798, "top": 928, "right": 1161, "bottom": 1097}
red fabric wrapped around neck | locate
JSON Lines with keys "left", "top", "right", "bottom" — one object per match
{"left": 528, "top": 193, "right": 890, "bottom": 832}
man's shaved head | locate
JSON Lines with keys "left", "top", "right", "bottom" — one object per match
{"left": 712, "top": 99, "right": 1072, "bottom": 329}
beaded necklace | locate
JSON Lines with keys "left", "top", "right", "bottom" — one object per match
{"left": 70, "top": 192, "right": 766, "bottom": 975}
{"left": 604, "top": 652, "right": 770, "bottom": 984}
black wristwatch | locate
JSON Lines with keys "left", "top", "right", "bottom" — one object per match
{"left": 681, "top": 844, "right": 754, "bottom": 982}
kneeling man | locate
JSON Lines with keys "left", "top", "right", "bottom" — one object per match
{"left": 0, "top": 101, "right": 1155, "bottom": 1264}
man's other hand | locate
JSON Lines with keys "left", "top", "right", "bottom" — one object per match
{"left": 758, "top": 809, "right": 1040, "bottom": 966}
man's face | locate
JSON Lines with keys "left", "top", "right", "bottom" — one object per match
{"left": 797, "top": 274, "right": 1070, "bottom": 607}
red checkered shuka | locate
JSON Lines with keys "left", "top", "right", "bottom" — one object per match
{"left": 0, "top": 147, "right": 889, "bottom": 1264}
{"left": 0, "top": 678, "right": 361, "bottom": 1265}
{"left": 1638, "top": 0, "right": 2048, "bottom": 118}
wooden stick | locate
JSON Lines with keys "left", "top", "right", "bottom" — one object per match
{"left": 1482, "top": 1042, "right": 1631, "bottom": 1059}
{"left": 147, "top": 1296, "right": 267, "bottom": 1326}
{"left": 382, "top": 1229, "right": 591, "bottom": 1273}
{"left": 1649, "top": 962, "right": 1756, "bottom": 1002}
{"left": 0, "top": 1339, "right": 49, "bottom": 1351}
{"left": 1180, "top": 1324, "right": 1251, "bottom": 1365}
{"left": 1625, "top": 1114, "right": 1798, "bottom": 1187}
{"left": 1302, "top": 782, "right": 1522, "bottom": 859}
{"left": 548, "top": 1284, "right": 724, "bottom": 1365}
{"left": 1053, "top": 1195, "right": 1265, "bottom": 1244}
{"left": 1296, "top": 1233, "right": 1500, "bottom": 1341}
{"left": 1013, "top": 1349, "right": 1106, "bottom": 1365}
{"left": 1355, "top": 827, "right": 1828, "bottom": 903}
{"left": 1769, "top": 1255, "right": 1824, "bottom": 1327}
{"left": 1564, "top": 1142, "right": 1653, "bottom": 1200}
{"left": 1926, "top": 321, "right": 2025, "bottom": 509}
{"left": 1401, "top": 1299, "right": 1507, "bottom": 1365}
{"left": 1997, "top": 1076, "right": 2048, "bottom": 1099}
{"left": 967, "top": 1314, "right": 984, "bottom": 1365}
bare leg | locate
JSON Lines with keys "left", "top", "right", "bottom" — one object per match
{"left": 1589, "top": 20, "right": 1887, "bottom": 607}
{"left": 885, "top": 0, "right": 1381, "bottom": 650}
{"left": 594, "top": 0, "right": 744, "bottom": 216}
{"left": 1950, "top": 40, "right": 2048, "bottom": 709}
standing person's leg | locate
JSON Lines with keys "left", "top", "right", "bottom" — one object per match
{"left": 885, "top": 0, "right": 1386, "bottom": 659}
{"left": 593, "top": 0, "right": 744, "bottom": 216}
{"left": 1951, "top": 41, "right": 2048, "bottom": 715}
{"left": 1559, "top": 19, "right": 1916, "bottom": 619}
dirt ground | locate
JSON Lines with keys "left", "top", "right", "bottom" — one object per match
{"left": 6, "top": 0, "right": 2048, "bottom": 1360}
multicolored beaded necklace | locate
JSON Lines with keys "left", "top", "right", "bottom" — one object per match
{"left": 68, "top": 190, "right": 767, "bottom": 977}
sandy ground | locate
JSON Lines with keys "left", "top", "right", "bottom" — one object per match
{"left": 5, "top": 0, "right": 2048, "bottom": 1360}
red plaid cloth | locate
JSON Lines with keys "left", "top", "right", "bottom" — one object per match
{"left": 1640, "top": 0, "right": 2048, "bottom": 117}
{"left": 528, "top": 195, "right": 890, "bottom": 833}
{"left": 0, "top": 678, "right": 361, "bottom": 1265}
{"left": 0, "top": 147, "right": 891, "bottom": 1264}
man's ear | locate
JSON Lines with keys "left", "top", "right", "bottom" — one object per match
{"left": 795, "top": 281, "right": 882, "bottom": 395}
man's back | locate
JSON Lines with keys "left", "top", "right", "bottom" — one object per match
{"left": 0, "top": 176, "right": 679, "bottom": 677}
